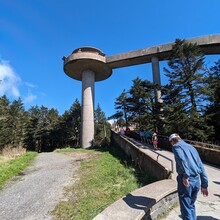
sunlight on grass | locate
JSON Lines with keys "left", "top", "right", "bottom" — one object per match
{"left": 53, "top": 147, "right": 154, "bottom": 220}
{"left": 0, "top": 151, "right": 38, "bottom": 189}
{"left": 0, "top": 147, "right": 27, "bottom": 165}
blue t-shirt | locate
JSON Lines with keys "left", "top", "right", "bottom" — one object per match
{"left": 173, "top": 140, "right": 208, "bottom": 188}
{"left": 145, "top": 131, "right": 151, "bottom": 138}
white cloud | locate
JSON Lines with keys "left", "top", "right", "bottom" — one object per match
{"left": 0, "top": 59, "right": 42, "bottom": 106}
{"left": 25, "top": 82, "right": 37, "bottom": 88}
{"left": 0, "top": 60, "right": 21, "bottom": 98}
{"left": 24, "top": 92, "right": 37, "bottom": 104}
{"left": 39, "top": 92, "right": 46, "bottom": 97}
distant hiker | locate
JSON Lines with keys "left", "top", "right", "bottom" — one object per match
{"left": 145, "top": 130, "right": 151, "bottom": 144}
{"left": 119, "top": 127, "right": 125, "bottom": 135}
{"left": 152, "top": 132, "right": 158, "bottom": 150}
{"left": 125, "top": 127, "right": 131, "bottom": 137}
{"left": 139, "top": 129, "right": 146, "bottom": 143}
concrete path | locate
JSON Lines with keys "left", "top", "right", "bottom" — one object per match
{"left": 161, "top": 163, "right": 220, "bottom": 220}
{"left": 0, "top": 152, "right": 79, "bottom": 220}
{"left": 127, "top": 138, "right": 220, "bottom": 220}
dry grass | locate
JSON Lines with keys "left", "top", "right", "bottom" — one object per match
{"left": 0, "top": 150, "right": 38, "bottom": 189}
{"left": 0, "top": 147, "right": 26, "bottom": 165}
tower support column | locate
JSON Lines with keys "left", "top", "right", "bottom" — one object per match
{"left": 63, "top": 47, "right": 112, "bottom": 148}
{"left": 151, "top": 56, "right": 162, "bottom": 104}
{"left": 151, "top": 56, "right": 164, "bottom": 133}
{"left": 81, "top": 69, "right": 95, "bottom": 148}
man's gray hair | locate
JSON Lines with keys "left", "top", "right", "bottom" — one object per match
{"left": 169, "top": 133, "right": 181, "bottom": 141}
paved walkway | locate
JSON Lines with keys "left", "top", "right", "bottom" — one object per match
{"left": 126, "top": 137, "right": 220, "bottom": 220}
{"left": 0, "top": 152, "right": 79, "bottom": 220}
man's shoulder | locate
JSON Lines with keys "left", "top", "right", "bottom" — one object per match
{"left": 173, "top": 140, "right": 189, "bottom": 150}
{"left": 178, "top": 140, "right": 198, "bottom": 153}
{"left": 178, "top": 140, "right": 190, "bottom": 147}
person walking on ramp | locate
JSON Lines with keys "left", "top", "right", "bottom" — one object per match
{"left": 169, "top": 133, "right": 208, "bottom": 220}
{"left": 152, "top": 132, "right": 158, "bottom": 150}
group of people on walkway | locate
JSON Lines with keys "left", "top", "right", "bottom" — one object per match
{"left": 118, "top": 126, "right": 131, "bottom": 136}
{"left": 139, "top": 129, "right": 158, "bottom": 150}
{"left": 115, "top": 124, "right": 131, "bottom": 136}
{"left": 116, "top": 124, "right": 209, "bottom": 220}
{"left": 141, "top": 131, "right": 209, "bottom": 220}
{"left": 116, "top": 126, "right": 159, "bottom": 150}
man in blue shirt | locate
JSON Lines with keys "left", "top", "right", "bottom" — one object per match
{"left": 169, "top": 133, "right": 208, "bottom": 220}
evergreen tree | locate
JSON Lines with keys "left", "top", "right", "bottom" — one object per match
{"left": 143, "top": 79, "right": 163, "bottom": 133}
{"left": 68, "top": 99, "right": 81, "bottom": 147}
{"left": 24, "top": 109, "right": 38, "bottom": 151}
{"left": 163, "top": 39, "right": 209, "bottom": 139}
{"left": 36, "top": 106, "right": 49, "bottom": 152}
{"left": 114, "top": 89, "right": 131, "bottom": 127}
{"left": 58, "top": 110, "right": 70, "bottom": 148}
{"left": 162, "top": 84, "right": 189, "bottom": 135}
{"left": 55, "top": 99, "right": 81, "bottom": 148}
{"left": 46, "top": 108, "right": 60, "bottom": 151}
{"left": 164, "top": 39, "right": 206, "bottom": 111}
{"left": 9, "top": 98, "right": 26, "bottom": 148}
{"left": 25, "top": 105, "right": 60, "bottom": 151}
{"left": 95, "top": 104, "right": 106, "bottom": 124}
{"left": 129, "top": 77, "right": 147, "bottom": 128}
{"left": 0, "top": 95, "right": 11, "bottom": 150}
{"left": 25, "top": 105, "right": 41, "bottom": 152}
{"left": 0, "top": 97, "right": 27, "bottom": 149}
{"left": 205, "top": 59, "right": 220, "bottom": 142}
{"left": 107, "top": 111, "right": 123, "bottom": 121}
{"left": 128, "top": 77, "right": 155, "bottom": 130}
{"left": 94, "top": 104, "right": 111, "bottom": 146}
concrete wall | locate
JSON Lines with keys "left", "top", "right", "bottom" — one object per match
{"left": 158, "top": 137, "right": 220, "bottom": 167}
{"left": 93, "top": 179, "right": 178, "bottom": 220}
{"left": 93, "top": 110, "right": 220, "bottom": 220}
{"left": 111, "top": 131, "right": 172, "bottom": 180}
{"left": 196, "top": 147, "right": 220, "bottom": 166}
{"left": 92, "top": 131, "right": 177, "bottom": 220}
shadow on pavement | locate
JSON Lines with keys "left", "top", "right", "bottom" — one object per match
{"left": 213, "top": 193, "right": 220, "bottom": 198}
{"left": 122, "top": 193, "right": 155, "bottom": 210}
{"left": 197, "top": 216, "right": 219, "bottom": 220}
{"left": 213, "top": 181, "right": 220, "bottom": 185}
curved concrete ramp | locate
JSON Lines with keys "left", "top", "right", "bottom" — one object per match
{"left": 93, "top": 179, "right": 177, "bottom": 220}
{"left": 95, "top": 133, "right": 220, "bottom": 219}
{"left": 107, "top": 34, "right": 220, "bottom": 68}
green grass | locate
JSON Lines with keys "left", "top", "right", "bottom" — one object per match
{"left": 0, "top": 151, "right": 38, "bottom": 189}
{"left": 52, "top": 146, "right": 155, "bottom": 220}
{"left": 55, "top": 148, "right": 97, "bottom": 153}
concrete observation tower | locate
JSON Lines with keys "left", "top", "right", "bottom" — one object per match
{"left": 63, "top": 47, "right": 112, "bottom": 148}
{"left": 63, "top": 34, "right": 220, "bottom": 149}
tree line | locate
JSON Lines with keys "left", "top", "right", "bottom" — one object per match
{"left": 1, "top": 39, "right": 219, "bottom": 152}
{"left": 0, "top": 95, "right": 110, "bottom": 152}
{"left": 110, "top": 39, "right": 220, "bottom": 144}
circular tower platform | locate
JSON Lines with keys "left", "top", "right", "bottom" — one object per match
{"left": 63, "top": 47, "right": 112, "bottom": 148}
{"left": 63, "top": 47, "right": 112, "bottom": 81}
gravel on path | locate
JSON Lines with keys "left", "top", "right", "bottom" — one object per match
{"left": 0, "top": 152, "right": 80, "bottom": 220}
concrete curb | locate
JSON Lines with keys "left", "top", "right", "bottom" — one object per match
{"left": 92, "top": 179, "right": 178, "bottom": 220}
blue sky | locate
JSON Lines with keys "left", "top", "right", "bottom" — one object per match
{"left": 0, "top": 0, "right": 220, "bottom": 117}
